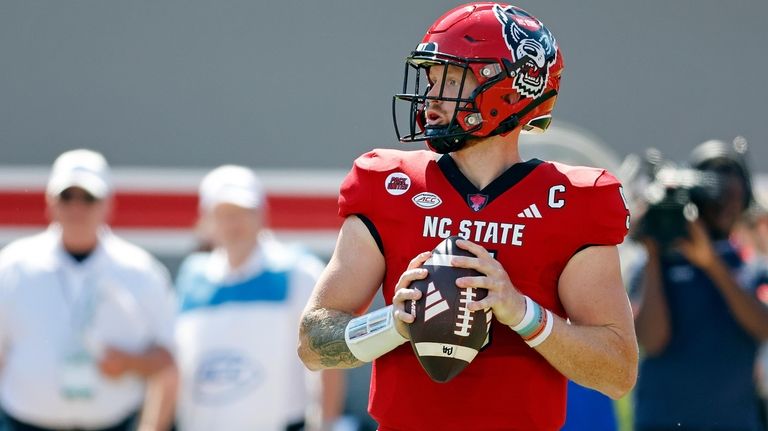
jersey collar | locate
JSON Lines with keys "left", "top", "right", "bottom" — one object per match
{"left": 436, "top": 154, "right": 543, "bottom": 211}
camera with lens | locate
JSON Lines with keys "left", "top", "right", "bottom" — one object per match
{"left": 637, "top": 149, "right": 725, "bottom": 247}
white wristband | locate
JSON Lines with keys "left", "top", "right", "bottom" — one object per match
{"left": 509, "top": 296, "right": 536, "bottom": 332}
{"left": 525, "top": 309, "right": 554, "bottom": 348}
{"left": 345, "top": 305, "right": 407, "bottom": 362}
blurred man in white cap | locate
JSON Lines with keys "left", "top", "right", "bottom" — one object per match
{"left": 174, "top": 165, "right": 348, "bottom": 431}
{"left": 0, "top": 149, "right": 177, "bottom": 431}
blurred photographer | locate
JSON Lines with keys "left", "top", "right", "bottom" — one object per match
{"left": 631, "top": 139, "right": 768, "bottom": 431}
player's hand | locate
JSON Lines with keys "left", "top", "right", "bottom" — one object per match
{"left": 391, "top": 251, "right": 431, "bottom": 338}
{"left": 677, "top": 220, "right": 717, "bottom": 270}
{"left": 451, "top": 239, "right": 526, "bottom": 326}
{"left": 98, "top": 347, "right": 134, "bottom": 379}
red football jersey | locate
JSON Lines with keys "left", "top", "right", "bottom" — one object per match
{"left": 339, "top": 149, "right": 629, "bottom": 431}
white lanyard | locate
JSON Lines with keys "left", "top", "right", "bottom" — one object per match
{"left": 55, "top": 262, "right": 101, "bottom": 342}
{"left": 55, "top": 262, "right": 104, "bottom": 400}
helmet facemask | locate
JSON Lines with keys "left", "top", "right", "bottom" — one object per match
{"left": 393, "top": 53, "right": 486, "bottom": 154}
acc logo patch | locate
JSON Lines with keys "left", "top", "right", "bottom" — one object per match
{"left": 412, "top": 192, "right": 442, "bottom": 209}
{"left": 385, "top": 172, "right": 411, "bottom": 196}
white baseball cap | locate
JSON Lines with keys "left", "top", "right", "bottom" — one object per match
{"left": 199, "top": 165, "right": 265, "bottom": 212}
{"left": 46, "top": 149, "right": 113, "bottom": 199}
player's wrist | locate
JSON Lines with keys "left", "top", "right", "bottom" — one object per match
{"left": 394, "top": 317, "right": 410, "bottom": 340}
{"left": 508, "top": 295, "right": 555, "bottom": 348}
{"left": 345, "top": 305, "right": 408, "bottom": 362}
{"left": 505, "top": 294, "right": 528, "bottom": 328}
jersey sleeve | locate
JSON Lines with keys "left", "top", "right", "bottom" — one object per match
{"left": 339, "top": 150, "right": 407, "bottom": 254}
{"left": 338, "top": 151, "right": 378, "bottom": 219}
{"left": 583, "top": 170, "right": 630, "bottom": 246}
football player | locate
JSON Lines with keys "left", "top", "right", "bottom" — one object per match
{"left": 298, "top": 3, "right": 638, "bottom": 430}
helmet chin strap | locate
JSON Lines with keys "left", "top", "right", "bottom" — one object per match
{"left": 425, "top": 125, "right": 468, "bottom": 154}
{"left": 425, "top": 89, "right": 558, "bottom": 153}
{"left": 491, "top": 89, "right": 558, "bottom": 136}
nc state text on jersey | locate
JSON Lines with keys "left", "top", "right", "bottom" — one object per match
{"left": 422, "top": 216, "right": 525, "bottom": 246}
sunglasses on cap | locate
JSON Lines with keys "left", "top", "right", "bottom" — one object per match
{"left": 58, "top": 188, "right": 100, "bottom": 204}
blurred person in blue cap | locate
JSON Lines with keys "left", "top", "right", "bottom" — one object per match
{"left": 0, "top": 149, "right": 177, "bottom": 431}
{"left": 173, "top": 165, "right": 349, "bottom": 431}
{"left": 631, "top": 139, "right": 768, "bottom": 431}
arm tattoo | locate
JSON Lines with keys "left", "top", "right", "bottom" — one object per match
{"left": 301, "top": 308, "right": 363, "bottom": 368}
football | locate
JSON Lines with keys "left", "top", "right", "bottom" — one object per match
{"left": 406, "top": 236, "right": 492, "bottom": 383}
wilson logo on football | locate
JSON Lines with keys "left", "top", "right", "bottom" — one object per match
{"left": 412, "top": 192, "right": 442, "bottom": 209}
{"left": 384, "top": 172, "right": 411, "bottom": 196}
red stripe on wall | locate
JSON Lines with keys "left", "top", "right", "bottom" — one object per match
{"left": 0, "top": 191, "right": 342, "bottom": 230}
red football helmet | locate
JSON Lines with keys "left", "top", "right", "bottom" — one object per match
{"left": 393, "top": 3, "right": 564, "bottom": 153}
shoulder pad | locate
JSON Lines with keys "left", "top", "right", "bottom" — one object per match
{"left": 550, "top": 162, "right": 610, "bottom": 188}
{"left": 353, "top": 149, "right": 434, "bottom": 173}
